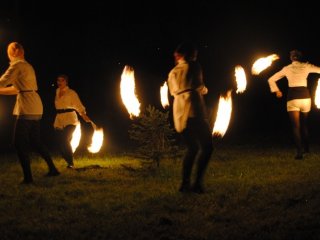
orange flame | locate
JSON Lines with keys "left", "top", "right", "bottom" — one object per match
{"left": 252, "top": 54, "right": 279, "bottom": 75}
{"left": 160, "top": 81, "right": 169, "bottom": 108}
{"left": 235, "top": 65, "right": 247, "bottom": 93}
{"left": 88, "top": 127, "right": 104, "bottom": 153}
{"left": 120, "top": 65, "right": 141, "bottom": 118}
{"left": 71, "top": 123, "right": 81, "bottom": 153}
{"left": 212, "top": 90, "right": 232, "bottom": 137}
{"left": 315, "top": 79, "right": 320, "bottom": 108}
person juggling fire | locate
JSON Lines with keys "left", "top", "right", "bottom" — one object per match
{"left": 0, "top": 42, "right": 60, "bottom": 184}
{"left": 268, "top": 49, "right": 320, "bottom": 159}
{"left": 53, "top": 74, "right": 91, "bottom": 169}
{"left": 167, "top": 41, "right": 213, "bottom": 194}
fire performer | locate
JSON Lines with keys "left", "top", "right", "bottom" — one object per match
{"left": 268, "top": 49, "right": 320, "bottom": 159}
{"left": 167, "top": 41, "right": 213, "bottom": 194}
{"left": 0, "top": 42, "right": 60, "bottom": 184}
{"left": 54, "top": 74, "right": 91, "bottom": 168}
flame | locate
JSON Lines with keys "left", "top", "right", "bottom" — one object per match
{"left": 251, "top": 54, "right": 279, "bottom": 75}
{"left": 315, "top": 79, "right": 320, "bottom": 108}
{"left": 212, "top": 90, "right": 232, "bottom": 137}
{"left": 120, "top": 65, "right": 141, "bottom": 118}
{"left": 160, "top": 81, "right": 169, "bottom": 108}
{"left": 235, "top": 65, "right": 247, "bottom": 93}
{"left": 88, "top": 127, "right": 104, "bottom": 153}
{"left": 71, "top": 123, "right": 81, "bottom": 153}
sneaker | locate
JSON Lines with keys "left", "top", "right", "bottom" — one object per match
{"left": 67, "top": 165, "right": 75, "bottom": 169}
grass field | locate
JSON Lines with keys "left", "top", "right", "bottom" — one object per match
{"left": 1, "top": 144, "right": 320, "bottom": 240}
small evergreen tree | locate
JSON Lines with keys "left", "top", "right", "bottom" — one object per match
{"left": 129, "top": 105, "right": 178, "bottom": 167}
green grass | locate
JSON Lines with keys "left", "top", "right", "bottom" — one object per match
{"left": 1, "top": 145, "right": 320, "bottom": 240}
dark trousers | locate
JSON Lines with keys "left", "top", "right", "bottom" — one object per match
{"left": 13, "top": 118, "right": 58, "bottom": 182}
{"left": 56, "top": 125, "right": 76, "bottom": 166}
{"left": 181, "top": 118, "right": 213, "bottom": 187}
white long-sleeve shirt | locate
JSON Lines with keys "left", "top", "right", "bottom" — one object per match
{"left": 54, "top": 86, "right": 86, "bottom": 129}
{"left": 0, "top": 58, "right": 43, "bottom": 118}
{"left": 268, "top": 61, "right": 320, "bottom": 92}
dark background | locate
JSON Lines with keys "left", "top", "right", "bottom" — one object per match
{"left": 1, "top": 0, "right": 320, "bottom": 153}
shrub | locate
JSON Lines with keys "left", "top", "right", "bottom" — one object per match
{"left": 128, "top": 105, "right": 179, "bottom": 167}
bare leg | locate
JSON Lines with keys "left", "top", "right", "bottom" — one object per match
{"left": 300, "top": 112, "right": 309, "bottom": 153}
{"left": 288, "top": 111, "right": 303, "bottom": 159}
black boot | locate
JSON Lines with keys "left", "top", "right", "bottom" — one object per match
{"left": 179, "top": 181, "right": 191, "bottom": 193}
{"left": 191, "top": 182, "right": 205, "bottom": 194}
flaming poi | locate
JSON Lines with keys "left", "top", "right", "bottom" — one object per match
{"left": 88, "top": 122, "right": 104, "bottom": 153}
{"left": 251, "top": 54, "right": 279, "bottom": 75}
{"left": 120, "top": 65, "right": 141, "bottom": 119}
{"left": 160, "top": 81, "right": 169, "bottom": 108}
{"left": 235, "top": 65, "right": 247, "bottom": 93}
{"left": 212, "top": 90, "right": 232, "bottom": 137}
{"left": 71, "top": 123, "right": 81, "bottom": 153}
{"left": 315, "top": 78, "right": 320, "bottom": 108}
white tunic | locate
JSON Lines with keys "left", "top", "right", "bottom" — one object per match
{"left": 0, "top": 59, "right": 43, "bottom": 118}
{"left": 54, "top": 86, "right": 86, "bottom": 129}
{"left": 167, "top": 59, "right": 207, "bottom": 133}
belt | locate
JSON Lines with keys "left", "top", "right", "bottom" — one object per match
{"left": 56, "top": 109, "right": 75, "bottom": 114}
{"left": 176, "top": 89, "right": 194, "bottom": 95}
{"left": 19, "top": 90, "right": 37, "bottom": 93}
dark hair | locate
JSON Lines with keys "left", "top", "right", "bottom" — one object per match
{"left": 175, "top": 41, "right": 198, "bottom": 61}
{"left": 57, "top": 74, "right": 69, "bottom": 84}
{"left": 290, "top": 49, "right": 303, "bottom": 61}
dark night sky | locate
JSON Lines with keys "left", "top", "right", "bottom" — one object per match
{"left": 1, "top": 1, "right": 320, "bottom": 152}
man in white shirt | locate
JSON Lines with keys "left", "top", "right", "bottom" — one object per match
{"left": 54, "top": 74, "right": 91, "bottom": 168}
{"left": 0, "top": 42, "right": 60, "bottom": 184}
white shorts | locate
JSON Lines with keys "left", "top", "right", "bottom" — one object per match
{"left": 287, "top": 98, "right": 311, "bottom": 112}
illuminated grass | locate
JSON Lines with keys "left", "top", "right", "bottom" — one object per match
{"left": 0, "top": 145, "right": 320, "bottom": 240}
